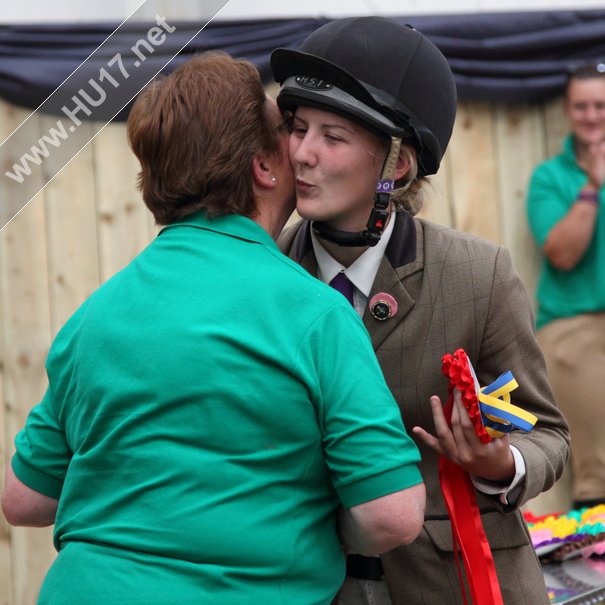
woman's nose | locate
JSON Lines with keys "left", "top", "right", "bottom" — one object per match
{"left": 291, "top": 134, "right": 318, "bottom": 167}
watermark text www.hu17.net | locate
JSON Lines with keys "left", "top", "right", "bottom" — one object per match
{"left": 5, "top": 15, "right": 176, "bottom": 185}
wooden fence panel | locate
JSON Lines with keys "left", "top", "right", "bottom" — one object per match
{"left": 543, "top": 97, "right": 569, "bottom": 159}
{"left": 0, "top": 105, "right": 56, "bottom": 605}
{"left": 41, "top": 118, "right": 101, "bottom": 335}
{"left": 0, "top": 388, "right": 11, "bottom": 605}
{"left": 447, "top": 100, "right": 502, "bottom": 243}
{"left": 0, "top": 96, "right": 572, "bottom": 603}
{"left": 0, "top": 99, "right": 15, "bottom": 605}
{"left": 418, "top": 148, "right": 454, "bottom": 228}
{"left": 494, "top": 102, "right": 546, "bottom": 299}
{"left": 0, "top": 249, "right": 11, "bottom": 605}
{"left": 92, "top": 123, "right": 155, "bottom": 283}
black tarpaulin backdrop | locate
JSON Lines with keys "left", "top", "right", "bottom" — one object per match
{"left": 1, "top": 10, "right": 605, "bottom": 120}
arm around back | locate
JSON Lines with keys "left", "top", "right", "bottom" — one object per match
{"left": 309, "top": 302, "right": 425, "bottom": 554}
{"left": 1, "top": 462, "right": 58, "bottom": 527}
{"left": 338, "top": 482, "right": 426, "bottom": 556}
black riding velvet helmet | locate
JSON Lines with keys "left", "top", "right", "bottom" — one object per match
{"left": 271, "top": 16, "right": 457, "bottom": 178}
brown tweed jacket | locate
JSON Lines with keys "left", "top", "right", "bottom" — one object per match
{"left": 279, "top": 212, "right": 570, "bottom": 605}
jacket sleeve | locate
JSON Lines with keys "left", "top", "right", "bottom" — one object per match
{"left": 476, "top": 246, "right": 570, "bottom": 507}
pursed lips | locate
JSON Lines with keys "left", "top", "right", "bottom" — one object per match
{"left": 296, "top": 178, "right": 316, "bottom": 191}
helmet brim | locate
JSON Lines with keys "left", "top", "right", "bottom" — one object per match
{"left": 271, "top": 46, "right": 438, "bottom": 177}
{"left": 272, "top": 48, "right": 377, "bottom": 106}
{"left": 277, "top": 77, "right": 408, "bottom": 140}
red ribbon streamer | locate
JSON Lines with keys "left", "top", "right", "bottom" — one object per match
{"left": 439, "top": 350, "right": 504, "bottom": 605}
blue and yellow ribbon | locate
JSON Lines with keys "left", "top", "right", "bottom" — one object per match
{"left": 478, "top": 371, "right": 537, "bottom": 438}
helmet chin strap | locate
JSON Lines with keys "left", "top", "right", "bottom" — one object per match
{"left": 312, "top": 136, "right": 402, "bottom": 247}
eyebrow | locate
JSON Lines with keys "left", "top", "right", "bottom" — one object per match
{"left": 293, "top": 115, "right": 356, "bottom": 135}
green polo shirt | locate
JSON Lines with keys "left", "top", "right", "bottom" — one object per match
{"left": 13, "top": 211, "right": 421, "bottom": 605}
{"left": 527, "top": 135, "right": 605, "bottom": 329}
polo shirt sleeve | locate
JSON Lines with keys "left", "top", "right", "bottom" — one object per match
{"left": 12, "top": 384, "right": 71, "bottom": 499}
{"left": 297, "top": 303, "right": 422, "bottom": 509}
{"left": 527, "top": 163, "right": 571, "bottom": 247}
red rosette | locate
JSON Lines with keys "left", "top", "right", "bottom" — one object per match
{"left": 441, "top": 349, "right": 492, "bottom": 444}
{"left": 438, "top": 348, "right": 504, "bottom": 605}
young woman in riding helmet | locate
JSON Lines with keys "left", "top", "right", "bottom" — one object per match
{"left": 273, "top": 16, "right": 569, "bottom": 605}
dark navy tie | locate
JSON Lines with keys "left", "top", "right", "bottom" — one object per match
{"left": 329, "top": 272, "right": 355, "bottom": 306}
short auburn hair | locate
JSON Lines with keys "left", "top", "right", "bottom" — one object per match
{"left": 127, "top": 52, "right": 281, "bottom": 225}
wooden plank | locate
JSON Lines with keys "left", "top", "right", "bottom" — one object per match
{"left": 543, "top": 96, "right": 568, "bottom": 159}
{"left": 0, "top": 332, "right": 12, "bottom": 605}
{"left": 92, "top": 122, "right": 152, "bottom": 283}
{"left": 447, "top": 100, "right": 502, "bottom": 244}
{"left": 0, "top": 102, "right": 56, "bottom": 605}
{"left": 417, "top": 147, "right": 455, "bottom": 228}
{"left": 0, "top": 96, "right": 15, "bottom": 605}
{"left": 0, "top": 380, "right": 12, "bottom": 605}
{"left": 40, "top": 117, "right": 100, "bottom": 335}
{"left": 493, "top": 102, "right": 545, "bottom": 300}
{"left": 0, "top": 106, "right": 12, "bottom": 598}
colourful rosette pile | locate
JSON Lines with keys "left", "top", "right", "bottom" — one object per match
{"left": 524, "top": 505, "right": 605, "bottom": 561}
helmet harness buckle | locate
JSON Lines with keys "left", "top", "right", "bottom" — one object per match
{"left": 364, "top": 136, "right": 402, "bottom": 246}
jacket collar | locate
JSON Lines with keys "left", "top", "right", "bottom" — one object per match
{"left": 291, "top": 211, "right": 418, "bottom": 270}
{"left": 290, "top": 212, "right": 423, "bottom": 351}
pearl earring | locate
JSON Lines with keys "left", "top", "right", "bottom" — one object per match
{"left": 271, "top": 177, "right": 277, "bottom": 183}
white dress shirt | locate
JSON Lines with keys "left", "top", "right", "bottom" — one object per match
{"left": 310, "top": 209, "right": 395, "bottom": 318}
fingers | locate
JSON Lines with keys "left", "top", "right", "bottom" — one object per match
{"left": 429, "top": 395, "right": 461, "bottom": 459}
{"left": 411, "top": 426, "right": 443, "bottom": 454}
{"left": 449, "top": 395, "right": 476, "bottom": 467}
{"left": 412, "top": 395, "right": 450, "bottom": 455}
{"left": 413, "top": 392, "right": 517, "bottom": 482}
{"left": 429, "top": 395, "right": 451, "bottom": 438}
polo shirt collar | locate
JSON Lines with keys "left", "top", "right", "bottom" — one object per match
{"left": 161, "top": 211, "right": 278, "bottom": 249}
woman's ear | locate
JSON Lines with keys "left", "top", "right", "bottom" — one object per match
{"left": 252, "top": 153, "right": 277, "bottom": 189}
{"left": 394, "top": 146, "right": 415, "bottom": 180}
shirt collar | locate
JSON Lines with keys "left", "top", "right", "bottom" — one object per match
{"left": 310, "top": 212, "right": 395, "bottom": 296}
{"left": 160, "top": 211, "right": 279, "bottom": 249}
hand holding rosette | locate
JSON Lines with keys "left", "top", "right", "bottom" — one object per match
{"left": 413, "top": 348, "right": 539, "bottom": 605}
{"left": 441, "top": 348, "right": 538, "bottom": 441}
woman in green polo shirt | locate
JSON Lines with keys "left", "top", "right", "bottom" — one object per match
{"left": 1, "top": 52, "right": 425, "bottom": 604}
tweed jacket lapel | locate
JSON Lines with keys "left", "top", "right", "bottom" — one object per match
{"left": 288, "top": 220, "right": 319, "bottom": 276}
{"left": 282, "top": 213, "right": 424, "bottom": 351}
{"left": 362, "top": 212, "right": 423, "bottom": 351}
